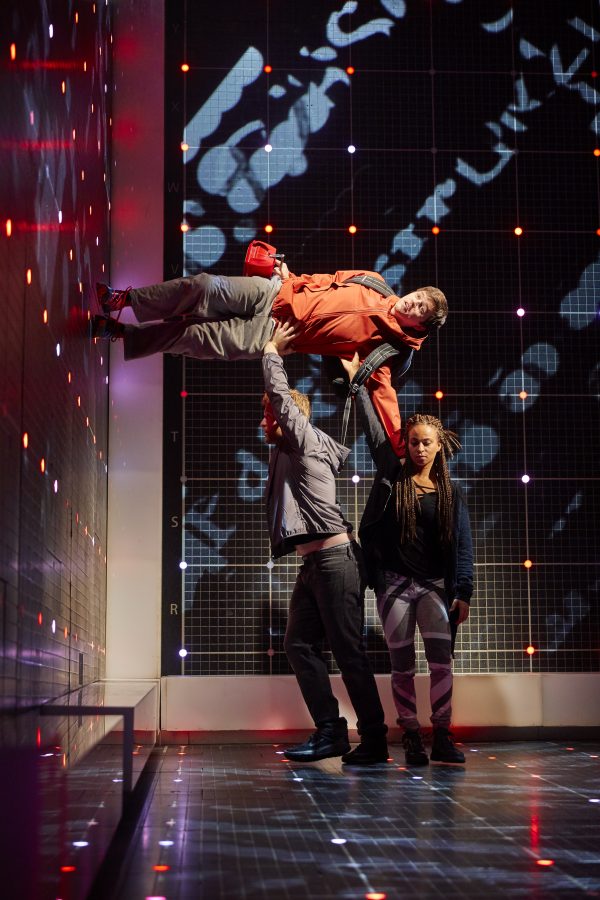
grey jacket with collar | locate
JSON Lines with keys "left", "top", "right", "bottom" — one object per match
{"left": 263, "top": 354, "right": 352, "bottom": 559}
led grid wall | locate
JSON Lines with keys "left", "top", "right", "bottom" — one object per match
{"left": 1, "top": 0, "right": 112, "bottom": 714}
{"left": 162, "top": 1, "right": 600, "bottom": 677}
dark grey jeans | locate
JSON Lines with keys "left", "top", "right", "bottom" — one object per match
{"left": 122, "top": 273, "right": 281, "bottom": 361}
{"left": 284, "top": 542, "right": 387, "bottom": 737}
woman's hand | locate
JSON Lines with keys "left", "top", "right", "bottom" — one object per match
{"left": 274, "top": 260, "right": 290, "bottom": 280}
{"left": 450, "top": 599, "right": 470, "bottom": 625}
{"left": 340, "top": 351, "right": 361, "bottom": 381}
{"left": 263, "top": 320, "right": 300, "bottom": 356}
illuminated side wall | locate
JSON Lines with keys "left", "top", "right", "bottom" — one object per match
{"left": 0, "top": 0, "right": 111, "bottom": 713}
{"left": 159, "top": 2, "right": 600, "bottom": 681}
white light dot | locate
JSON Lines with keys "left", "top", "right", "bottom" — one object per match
{"left": 266, "top": 559, "right": 274, "bottom": 569}
{"left": 589, "top": 798, "right": 600, "bottom": 803}
{"left": 56, "top": 343, "right": 61, "bottom": 357}
{"left": 51, "top": 619, "right": 56, "bottom": 634}
{"left": 178, "top": 648, "right": 188, "bottom": 658}
{"left": 516, "top": 307, "right": 525, "bottom": 317}
{"left": 58, "top": 210, "right": 62, "bottom": 223}
{"left": 173, "top": 778, "right": 182, "bottom": 783}
{"left": 351, "top": 474, "right": 360, "bottom": 484}
{"left": 49, "top": 24, "right": 54, "bottom": 38}
{"left": 265, "top": 143, "right": 272, "bottom": 153}
{"left": 347, "top": 144, "right": 356, "bottom": 153}
{"left": 72, "top": 841, "right": 89, "bottom": 848}
{"left": 53, "top": 480, "right": 58, "bottom": 493}
{"left": 112, "top": 778, "right": 123, "bottom": 783}
{"left": 331, "top": 838, "right": 347, "bottom": 844}
{"left": 158, "top": 840, "right": 174, "bottom": 847}
{"left": 521, "top": 474, "right": 530, "bottom": 484}
{"left": 293, "top": 776, "right": 303, "bottom": 781}
{"left": 179, "top": 561, "right": 187, "bottom": 570}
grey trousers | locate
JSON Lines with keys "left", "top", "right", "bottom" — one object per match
{"left": 123, "top": 273, "right": 281, "bottom": 361}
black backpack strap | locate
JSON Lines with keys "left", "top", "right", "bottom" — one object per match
{"left": 339, "top": 343, "right": 413, "bottom": 447}
{"left": 342, "top": 273, "right": 396, "bottom": 297}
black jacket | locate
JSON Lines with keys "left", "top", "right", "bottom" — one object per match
{"left": 355, "top": 386, "right": 474, "bottom": 610}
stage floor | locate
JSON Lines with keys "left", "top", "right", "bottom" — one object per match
{"left": 109, "top": 740, "right": 600, "bottom": 899}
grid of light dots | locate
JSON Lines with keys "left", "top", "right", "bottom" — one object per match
{"left": 7, "top": 4, "right": 110, "bottom": 649}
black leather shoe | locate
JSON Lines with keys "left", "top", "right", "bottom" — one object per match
{"left": 341, "top": 736, "right": 389, "bottom": 765}
{"left": 402, "top": 729, "right": 429, "bottom": 766}
{"left": 283, "top": 719, "right": 350, "bottom": 762}
{"left": 92, "top": 315, "right": 125, "bottom": 341}
{"left": 430, "top": 727, "right": 465, "bottom": 764}
{"left": 96, "top": 282, "right": 131, "bottom": 315}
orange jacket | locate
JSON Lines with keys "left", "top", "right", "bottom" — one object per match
{"left": 272, "top": 270, "right": 427, "bottom": 456}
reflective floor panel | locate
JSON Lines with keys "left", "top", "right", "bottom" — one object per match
{"left": 111, "top": 741, "right": 600, "bottom": 899}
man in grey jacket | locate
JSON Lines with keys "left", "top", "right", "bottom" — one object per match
{"left": 261, "top": 322, "right": 388, "bottom": 765}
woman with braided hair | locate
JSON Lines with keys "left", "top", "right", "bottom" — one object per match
{"left": 342, "top": 355, "right": 473, "bottom": 766}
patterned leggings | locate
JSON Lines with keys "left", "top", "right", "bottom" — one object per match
{"left": 376, "top": 572, "right": 453, "bottom": 731}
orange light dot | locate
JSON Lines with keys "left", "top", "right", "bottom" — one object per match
{"left": 526, "top": 645, "right": 535, "bottom": 655}
{"left": 435, "top": 390, "right": 444, "bottom": 400}
{"left": 346, "top": 66, "right": 355, "bottom": 75}
{"left": 75, "top": 12, "right": 79, "bottom": 23}
{"left": 264, "top": 224, "right": 274, "bottom": 234}
{"left": 26, "top": 269, "right": 32, "bottom": 285}
{"left": 23, "top": 432, "right": 29, "bottom": 448}
{"left": 514, "top": 226, "right": 523, "bottom": 236}
{"left": 153, "top": 864, "right": 170, "bottom": 872}
{"left": 180, "top": 222, "right": 189, "bottom": 232}
{"left": 519, "top": 390, "right": 528, "bottom": 399}
{"left": 524, "top": 559, "right": 533, "bottom": 569}
{"left": 77, "top": 396, "right": 81, "bottom": 407}
{"left": 264, "top": 64, "right": 272, "bottom": 73}
{"left": 81, "top": 170, "right": 85, "bottom": 181}
{"left": 536, "top": 859, "right": 554, "bottom": 867}
{"left": 43, "top": 309, "right": 48, "bottom": 324}
{"left": 40, "top": 458, "right": 45, "bottom": 473}
{"left": 181, "top": 63, "right": 189, "bottom": 72}
{"left": 6, "top": 219, "right": 12, "bottom": 237}
{"left": 64, "top": 627, "right": 68, "bottom": 638}
{"left": 431, "top": 225, "right": 440, "bottom": 235}
{"left": 348, "top": 224, "right": 357, "bottom": 234}
{"left": 594, "top": 149, "right": 600, "bottom": 157}
{"left": 61, "top": 81, "right": 66, "bottom": 94}
{"left": 10, "top": 43, "right": 16, "bottom": 61}
{"left": 181, "top": 142, "right": 189, "bottom": 151}
{"left": 68, "top": 372, "right": 72, "bottom": 383}
{"left": 365, "top": 894, "right": 387, "bottom": 900}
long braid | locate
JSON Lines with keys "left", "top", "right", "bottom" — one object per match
{"left": 394, "top": 414, "right": 461, "bottom": 546}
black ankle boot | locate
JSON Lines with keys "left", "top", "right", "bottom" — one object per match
{"left": 402, "top": 729, "right": 429, "bottom": 766}
{"left": 430, "top": 727, "right": 465, "bottom": 763}
{"left": 341, "top": 734, "right": 389, "bottom": 765}
{"left": 283, "top": 718, "right": 350, "bottom": 762}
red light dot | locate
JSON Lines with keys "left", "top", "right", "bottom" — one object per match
{"left": 6, "top": 219, "right": 12, "bottom": 237}
{"left": 514, "top": 226, "right": 523, "bottom": 236}
{"left": 36, "top": 727, "right": 41, "bottom": 747}
{"left": 60, "top": 866, "right": 76, "bottom": 873}
{"left": 524, "top": 559, "right": 533, "bottom": 569}
{"left": 526, "top": 645, "right": 535, "bottom": 656}
{"left": 264, "top": 224, "right": 273, "bottom": 234}
{"left": 346, "top": 65, "right": 355, "bottom": 75}
{"left": 264, "top": 64, "right": 272, "bottom": 73}
{"left": 348, "top": 224, "right": 357, "bottom": 234}
{"left": 181, "top": 63, "right": 189, "bottom": 72}
{"left": 435, "top": 390, "right": 444, "bottom": 400}
{"left": 23, "top": 432, "right": 29, "bottom": 449}
{"left": 431, "top": 225, "right": 440, "bottom": 235}
{"left": 593, "top": 71, "right": 598, "bottom": 78}
{"left": 38, "top": 613, "right": 43, "bottom": 625}
{"left": 153, "top": 864, "right": 170, "bottom": 872}
{"left": 180, "top": 390, "right": 188, "bottom": 398}
{"left": 536, "top": 859, "right": 554, "bottom": 867}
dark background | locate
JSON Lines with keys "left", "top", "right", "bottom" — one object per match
{"left": 162, "top": 0, "right": 600, "bottom": 675}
